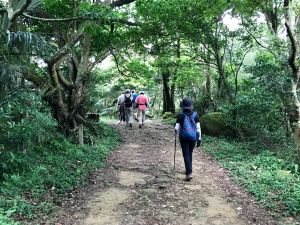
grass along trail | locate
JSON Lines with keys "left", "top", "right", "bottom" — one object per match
{"left": 57, "top": 120, "right": 276, "bottom": 225}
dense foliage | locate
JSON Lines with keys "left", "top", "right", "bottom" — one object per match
{"left": 0, "top": 0, "right": 300, "bottom": 223}
{"left": 0, "top": 90, "right": 119, "bottom": 223}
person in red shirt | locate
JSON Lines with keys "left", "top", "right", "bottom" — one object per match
{"left": 135, "top": 91, "right": 148, "bottom": 128}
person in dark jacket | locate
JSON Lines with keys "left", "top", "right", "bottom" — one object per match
{"left": 175, "top": 97, "right": 201, "bottom": 181}
{"left": 123, "top": 89, "right": 133, "bottom": 127}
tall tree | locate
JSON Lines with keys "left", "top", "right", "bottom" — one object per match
{"left": 4, "top": 0, "right": 138, "bottom": 140}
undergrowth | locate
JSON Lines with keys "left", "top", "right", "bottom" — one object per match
{"left": 202, "top": 136, "right": 300, "bottom": 216}
{"left": 0, "top": 122, "right": 119, "bottom": 224}
{"left": 0, "top": 91, "right": 120, "bottom": 224}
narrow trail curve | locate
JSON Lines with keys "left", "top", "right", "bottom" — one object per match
{"left": 58, "top": 120, "right": 276, "bottom": 225}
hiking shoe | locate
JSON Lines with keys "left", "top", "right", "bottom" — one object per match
{"left": 130, "top": 123, "right": 132, "bottom": 127}
{"left": 184, "top": 173, "right": 193, "bottom": 181}
{"left": 139, "top": 124, "right": 142, "bottom": 128}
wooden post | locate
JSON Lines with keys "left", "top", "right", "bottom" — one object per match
{"left": 78, "top": 123, "right": 84, "bottom": 145}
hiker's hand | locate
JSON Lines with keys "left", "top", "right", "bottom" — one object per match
{"left": 196, "top": 140, "right": 201, "bottom": 147}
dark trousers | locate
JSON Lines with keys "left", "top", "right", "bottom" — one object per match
{"left": 119, "top": 105, "right": 125, "bottom": 122}
{"left": 180, "top": 139, "right": 195, "bottom": 175}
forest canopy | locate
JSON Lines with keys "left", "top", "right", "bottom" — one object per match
{"left": 1, "top": 0, "right": 300, "bottom": 223}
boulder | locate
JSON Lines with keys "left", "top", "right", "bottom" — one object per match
{"left": 200, "top": 112, "right": 227, "bottom": 136}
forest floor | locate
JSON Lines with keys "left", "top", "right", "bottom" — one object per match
{"left": 54, "top": 120, "right": 283, "bottom": 225}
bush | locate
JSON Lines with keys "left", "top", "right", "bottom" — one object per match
{"left": 203, "top": 137, "right": 300, "bottom": 215}
{"left": 220, "top": 80, "right": 285, "bottom": 143}
{"left": 1, "top": 122, "right": 119, "bottom": 221}
{"left": 0, "top": 209, "right": 20, "bottom": 225}
{"left": 193, "top": 94, "right": 217, "bottom": 116}
{"left": 0, "top": 90, "right": 120, "bottom": 223}
{"left": 162, "top": 111, "right": 174, "bottom": 119}
{"left": 223, "top": 52, "right": 290, "bottom": 142}
{"left": 0, "top": 91, "right": 56, "bottom": 153}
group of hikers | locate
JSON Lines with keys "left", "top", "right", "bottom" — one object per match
{"left": 116, "top": 89, "right": 149, "bottom": 128}
{"left": 116, "top": 90, "right": 201, "bottom": 181}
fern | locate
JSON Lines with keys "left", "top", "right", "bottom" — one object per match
{"left": 7, "top": 31, "right": 50, "bottom": 56}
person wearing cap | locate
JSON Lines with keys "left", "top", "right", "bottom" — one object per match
{"left": 135, "top": 91, "right": 148, "bottom": 128}
{"left": 175, "top": 97, "right": 201, "bottom": 181}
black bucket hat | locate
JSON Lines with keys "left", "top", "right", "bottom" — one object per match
{"left": 180, "top": 97, "right": 193, "bottom": 110}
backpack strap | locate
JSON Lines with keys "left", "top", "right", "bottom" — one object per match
{"left": 183, "top": 111, "right": 196, "bottom": 119}
{"left": 191, "top": 112, "right": 197, "bottom": 120}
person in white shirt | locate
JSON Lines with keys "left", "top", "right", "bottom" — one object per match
{"left": 116, "top": 92, "right": 125, "bottom": 124}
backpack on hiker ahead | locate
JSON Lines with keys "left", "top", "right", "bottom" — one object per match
{"left": 124, "top": 93, "right": 133, "bottom": 108}
{"left": 179, "top": 112, "right": 199, "bottom": 142}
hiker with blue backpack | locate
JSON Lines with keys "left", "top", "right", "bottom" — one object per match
{"left": 175, "top": 97, "right": 201, "bottom": 181}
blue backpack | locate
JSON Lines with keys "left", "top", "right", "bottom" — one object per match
{"left": 179, "top": 112, "right": 199, "bottom": 141}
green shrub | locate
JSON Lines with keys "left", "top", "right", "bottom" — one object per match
{"left": 0, "top": 91, "right": 56, "bottom": 152}
{"left": 220, "top": 53, "right": 290, "bottom": 143}
{"left": 202, "top": 137, "right": 300, "bottom": 215}
{"left": 193, "top": 94, "right": 217, "bottom": 116}
{"left": 0, "top": 208, "right": 21, "bottom": 225}
{"left": 1, "top": 123, "right": 119, "bottom": 221}
{"left": 162, "top": 111, "right": 174, "bottom": 119}
{"left": 0, "top": 91, "right": 120, "bottom": 222}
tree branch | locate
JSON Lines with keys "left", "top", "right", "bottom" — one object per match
{"left": 235, "top": 47, "right": 252, "bottom": 77}
{"left": 244, "top": 26, "right": 277, "bottom": 57}
{"left": 22, "top": 12, "right": 140, "bottom": 26}
{"left": 0, "top": 7, "right": 7, "bottom": 13}
{"left": 76, "top": 35, "right": 91, "bottom": 81}
{"left": 47, "top": 31, "right": 84, "bottom": 66}
{"left": 23, "top": 68, "right": 51, "bottom": 89}
{"left": 285, "top": 23, "right": 298, "bottom": 75}
{"left": 23, "top": 13, "right": 85, "bottom": 22}
{"left": 56, "top": 63, "right": 73, "bottom": 89}
{"left": 11, "top": 0, "right": 31, "bottom": 22}
{"left": 112, "top": 18, "right": 141, "bottom": 26}
{"left": 195, "top": 62, "right": 218, "bottom": 70}
{"left": 110, "top": 0, "right": 136, "bottom": 8}
{"left": 87, "top": 50, "right": 110, "bottom": 72}
{"left": 110, "top": 49, "right": 127, "bottom": 76}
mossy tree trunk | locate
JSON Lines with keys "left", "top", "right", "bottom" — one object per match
{"left": 284, "top": 0, "right": 300, "bottom": 163}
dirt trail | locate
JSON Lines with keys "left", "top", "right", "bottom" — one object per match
{"left": 58, "top": 120, "right": 276, "bottom": 225}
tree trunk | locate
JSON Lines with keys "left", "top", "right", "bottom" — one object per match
{"left": 78, "top": 123, "right": 84, "bottom": 145}
{"left": 162, "top": 70, "right": 175, "bottom": 114}
{"left": 216, "top": 57, "right": 233, "bottom": 103}
{"left": 291, "top": 80, "right": 300, "bottom": 161}
{"left": 205, "top": 65, "right": 212, "bottom": 101}
{"left": 283, "top": 103, "right": 292, "bottom": 139}
{"left": 284, "top": 0, "right": 300, "bottom": 163}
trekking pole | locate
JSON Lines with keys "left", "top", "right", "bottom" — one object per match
{"left": 173, "top": 130, "right": 177, "bottom": 175}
